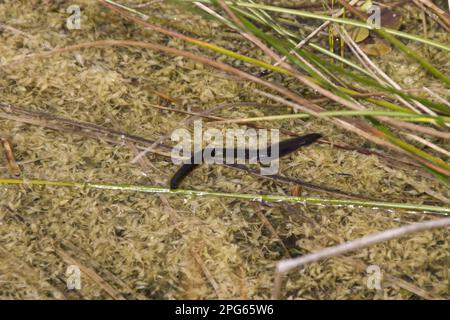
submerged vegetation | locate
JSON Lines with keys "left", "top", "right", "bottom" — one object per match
{"left": 0, "top": 0, "right": 449, "bottom": 299}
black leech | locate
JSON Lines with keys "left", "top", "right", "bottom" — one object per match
{"left": 170, "top": 133, "right": 322, "bottom": 189}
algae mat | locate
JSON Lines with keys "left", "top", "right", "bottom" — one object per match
{"left": 0, "top": 1, "right": 448, "bottom": 299}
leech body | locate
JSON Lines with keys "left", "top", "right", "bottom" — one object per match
{"left": 170, "top": 133, "right": 322, "bottom": 189}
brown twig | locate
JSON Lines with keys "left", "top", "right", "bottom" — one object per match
{"left": 415, "top": 0, "right": 450, "bottom": 29}
{"left": 1, "top": 138, "right": 21, "bottom": 177}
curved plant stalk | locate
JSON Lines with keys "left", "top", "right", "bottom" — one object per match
{"left": 231, "top": 4, "right": 450, "bottom": 133}
{"left": 231, "top": 2, "right": 373, "bottom": 77}
{"left": 99, "top": 0, "right": 448, "bottom": 118}
{"left": 105, "top": 0, "right": 448, "bottom": 116}
{"left": 229, "top": 7, "right": 450, "bottom": 121}
{"left": 213, "top": 1, "right": 450, "bottom": 52}
{"left": 1, "top": 178, "right": 449, "bottom": 214}
{"left": 95, "top": 0, "right": 450, "bottom": 184}
{"left": 373, "top": 121, "right": 450, "bottom": 173}
{"left": 235, "top": 3, "right": 450, "bottom": 115}
{"left": 229, "top": 12, "right": 450, "bottom": 181}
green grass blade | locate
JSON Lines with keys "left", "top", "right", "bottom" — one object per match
{"left": 1, "top": 178, "right": 449, "bottom": 214}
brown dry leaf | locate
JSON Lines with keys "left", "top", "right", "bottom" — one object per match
{"left": 347, "top": 27, "right": 370, "bottom": 43}
{"left": 380, "top": 8, "right": 402, "bottom": 30}
{"left": 361, "top": 38, "right": 392, "bottom": 56}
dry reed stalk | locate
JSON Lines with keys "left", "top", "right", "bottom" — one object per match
{"left": 1, "top": 138, "right": 21, "bottom": 177}
{"left": 276, "top": 217, "right": 450, "bottom": 273}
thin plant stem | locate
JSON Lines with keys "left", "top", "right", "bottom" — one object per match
{"left": 1, "top": 178, "right": 449, "bottom": 214}
{"left": 276, "top": 217, "right": 450, "bottom": 273}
